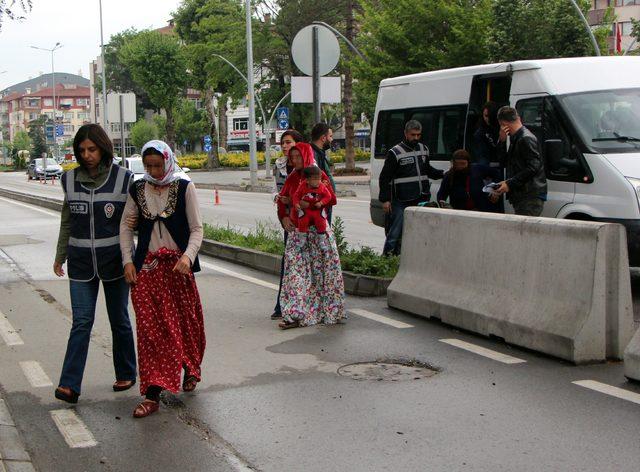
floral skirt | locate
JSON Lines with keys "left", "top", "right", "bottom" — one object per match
{"left": 131, "top": 248, "right": 206, "bottom": 395}
{"left": 281, "top": 229, "right": 345, "bottom": 326}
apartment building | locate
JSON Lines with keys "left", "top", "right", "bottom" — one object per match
{"left": 589, "top": 0, "right": 640, "bottom": 53}
{"left": 0, "top": 83, "right": 91, "bottom": 143}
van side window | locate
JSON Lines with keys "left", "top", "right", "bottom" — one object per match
{"left": 516, "top": 97, "right": 584, "bottom": 183}
{"left": 373, "top": 105, "right": 466, "bottom": 160}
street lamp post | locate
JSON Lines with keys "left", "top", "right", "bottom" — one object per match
{"left": 212, "top": 53, "right": 279, "bottom": 179}
{"left": 31, "top": 42, "right": 62, "bottom": 178}
{"left": 568, "top": 0, "right": 601, "bottom": 56}
{"left": 99, "top": 0, "right": 108, "bottom": 129}
{"left": 245, "top": 0, "right": 258, "bottom": 187}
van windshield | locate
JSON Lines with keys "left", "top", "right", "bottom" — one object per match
{"left": 558, "top": 88, "right": 640, "bottom": 154}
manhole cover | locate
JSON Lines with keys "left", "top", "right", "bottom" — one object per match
{"left": 337, "top": 360, "right": 439, "bottom": 381}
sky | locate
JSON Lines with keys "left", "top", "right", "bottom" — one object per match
{"left": 0, "top": 0, "right": 181, "bottom": 90}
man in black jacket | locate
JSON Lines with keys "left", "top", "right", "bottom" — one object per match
{"left": 379, "top": 120, "right": 443, "bottom": 255}
{"left": 310, "top": 123, "right": 336, "bottom": 224}
{"left": 494, "top": 106, "right": 547, "bottom": 216}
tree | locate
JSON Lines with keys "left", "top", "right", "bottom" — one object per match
{"left": 119, "top": 30, "right": 188, "bottom": 150}
{"left": 102, "top": 29, "right": 154, "bottom": 112}
{"left": 129, "top": 119, "right": 158, "bottom": 152}
{"left": 12, "top": 130, "right": 31, "bottom": 152}
{"left": 27, "top": 117, "right": 47, "bottom": 160}
{"left": 353, "top": 0, "right": 492, "bottom": 121}
{"left": 0, "top": 0, "right": 31, "bottom": 31}
{"left": 174, "top": 0, "right": 247, "bottom": 168}
{"left": 174, "top": 99, "right": 209, "bottom": 152}
{"left": 489, "top": 0, "right": 601, "bottom": 62}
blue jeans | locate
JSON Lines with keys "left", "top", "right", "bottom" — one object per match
{"left": 383, "top": 200, "right": 420, "bottom": 256}
{"left": 59, "top": 276, "right": 136, "bottom": 394}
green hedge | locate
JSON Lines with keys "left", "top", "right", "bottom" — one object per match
{"left": 203, "top": 217, "right": 398, "bottom": 278}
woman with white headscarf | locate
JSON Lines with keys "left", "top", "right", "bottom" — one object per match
{"left": 119, "top": 140, "right": 205, "bottom": 418}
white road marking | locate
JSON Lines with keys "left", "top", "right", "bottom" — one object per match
{"left": 200, "top": 261, "right": 279, "bottom": 291}
{"left": 0, "top": 399, "right": 15, "bottom": 426}
{"left": 0, "top": 196, "right": 60, "bottom": 218}
{"left": 0, "top": 310, "right": 24, "bottom": 346}
{"left": 573, "top": 380, "right": 640, "bottom": 405}
{"left": 439, "top": 338, "right": 527, "bottom": 364}
{"left": 50, "top": 410, "right": 97, "bottom": 448}
{"left": 19, "top": 361, "right": 53, "bottom": 388}
{"left": 348, "top": 308, "right": 414, "bottom": 329}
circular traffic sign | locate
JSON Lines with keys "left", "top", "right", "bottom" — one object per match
{"left": 291, "top": 24, "right": 340, "bottom": 77}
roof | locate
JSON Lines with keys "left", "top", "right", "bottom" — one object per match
{"left": 0, "top": 73, "right": 89, "bottom": 96}
{"left": 380, "top": 56, "right": 640, "bottom": 88}
{"left": 24, "top": 85, "right": 91, "bottom": 98}
{"left": 0, "top": 92, "right": 22, "bottom": 103}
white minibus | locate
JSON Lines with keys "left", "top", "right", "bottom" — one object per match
{"left": 370, "top": 57, "right": 640, "bottom": 264}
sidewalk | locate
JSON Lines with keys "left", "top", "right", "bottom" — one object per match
{"left": 189, "top": 161, "right": 371, "bottom": 191}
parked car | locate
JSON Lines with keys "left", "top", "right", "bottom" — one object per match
{"left": 27, "top": 158, "right": 63, "bottom": 180}
{"left": 124, "top": 156, "right": 191, "bottom": 182}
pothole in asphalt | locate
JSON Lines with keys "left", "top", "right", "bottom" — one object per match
{"left": 337, "top": 359, "right": 440, "bottom": 381}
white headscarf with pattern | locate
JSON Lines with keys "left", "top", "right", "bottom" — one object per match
{"left": 141, "top": 140, "right": 179, "bottom": 186}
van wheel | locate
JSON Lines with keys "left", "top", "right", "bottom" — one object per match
{"left": 566, "top": 213, "right": 592, "bottom": 221}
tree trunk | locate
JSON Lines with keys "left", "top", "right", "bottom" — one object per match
{"left": 343, "top": 0, "right": 356, "bottom": 171}
{"left": 205, "top": 88, "right": 220, "bottom": 169}
{"left": 219, "top": 95, "right": 228, "bottom": 151}
{"left": 165, "top": 107, "right": 176, "bottom": 151}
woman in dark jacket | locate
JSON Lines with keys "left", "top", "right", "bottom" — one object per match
{"left": 53, "top": 124, "right": 137, "bottom": 404}
{"left": 437, "top": 149, "right": 503, "bottom": 213}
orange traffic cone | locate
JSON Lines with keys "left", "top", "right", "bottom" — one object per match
{"left": 214, "top": 188, "right": 220, "bottom": 205}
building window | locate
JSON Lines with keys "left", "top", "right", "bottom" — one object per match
{"left": 63, "top": 112, "right": 74, "bottom": 121}
{"left": 43, "top": 98, "right": 53, "bottom": 107}
{"left": 233, "top": 118, "right": 249, "bottom": 131}
{"left": 615, "top": 0, "right": 639, "bottom": 6}
{"left": 76, "top": 98, "right": 89, "bottom": 106}
{"left": 60, "top": 98, "right": 73, "bottom": 106}
{"left": 620, "top": 21, "right": 634, "bottom": 36}
{"left": 29, "top": 113, "right": 38, "bottom": 121}
{"left": 77, "top": 112, "right": 90, "bottom": 121}
{"left": 63, "top": 124, "right": 74, "bottom": 133}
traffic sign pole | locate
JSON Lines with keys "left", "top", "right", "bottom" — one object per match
{"left": 312, "top": 26, "right": 321, "bottom": 124}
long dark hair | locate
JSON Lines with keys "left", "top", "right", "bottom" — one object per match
{"left": 478, "top": 101, "right": 499, "bottom": 130}
{"left": 280, "top": 129, "right": 306, "bottom": 145}
{"left": 73, "top": 124, "right": 114, "bottom": 168}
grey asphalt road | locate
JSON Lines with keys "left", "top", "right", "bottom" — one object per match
{"left": 0, "top": 171, "right": 382, "bottom": 252}
{"left": 1, "top": 190, "right": 640, "bottom": 471}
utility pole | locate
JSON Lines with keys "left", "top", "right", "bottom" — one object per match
{"left": 245, "top": 0, "right": 258, "bottom": 187}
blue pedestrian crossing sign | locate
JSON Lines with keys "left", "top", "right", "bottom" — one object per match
{"left": 55, "top": 124, "right": 64, "bottom": 137}
{"left": 276, "top": 107, "right": 290, "bottom": 130}
{"left": 203, "top": 135, "right": 212, "bottom": 145}
{"left": 204, "top": 143, "right": 212, "bottom": 152}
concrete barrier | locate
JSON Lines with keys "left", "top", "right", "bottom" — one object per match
{"left": 624, "top": 329, "right": 640, "bottom": 381}
{"left": 387, "top": 208, "right": 636, "bottom": 364}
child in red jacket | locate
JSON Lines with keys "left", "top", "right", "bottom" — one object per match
{"left": 293, "top": 166, "right": 333, "bottom": 233}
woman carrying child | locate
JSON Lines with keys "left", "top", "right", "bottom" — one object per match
{"left": 276, "top": 145, "right": 345, "bottom": 330}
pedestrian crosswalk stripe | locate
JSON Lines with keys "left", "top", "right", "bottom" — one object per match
{"left": 0, "top": 310, "right": 24, "bottom": 346}
{"left": 50, "top": 410, "right": 97, "bottom": 448}
{"left": 572, "top": 380, "right": 640, "bottom": 405}
{"left": 440, "top": 338, "right": 527, "bottom": 364}
{"left": 200, "top": 261, "right": 279, "bottom": 291}
{"left": 348, "top": 308, "right": 414, "bottom": 329}
{"left": 19, "top": 361, "right": 53, "bottom": 388}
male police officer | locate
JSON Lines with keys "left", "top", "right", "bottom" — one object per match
{"left": 379, "top": 120, "right": 444, "bottom": 255}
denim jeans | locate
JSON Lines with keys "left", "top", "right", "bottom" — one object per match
{"left": 512, "top": 198, "right": 544, "bottom": 216}
{"left": 273, "top": 231, "right": 289, "bottom": 315}
{"left": 59, "top": 276, "right": 136, "bottom": 394}
{"left": 383, "top": 200, "right": 421, "bottom": 256}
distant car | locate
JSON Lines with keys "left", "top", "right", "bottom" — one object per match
{"left": 27, "top": 158, "right": 63, "bottom": 180}
{"left": 124, "top": 157, "right": 191, "bottom": 182}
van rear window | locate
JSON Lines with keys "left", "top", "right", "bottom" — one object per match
{"left": 373, "top": 105, "right": 467, "bottom": 160}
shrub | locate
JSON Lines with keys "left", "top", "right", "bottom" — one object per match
{"left": 203, "top": 216, "right": 398, "bottom": 278}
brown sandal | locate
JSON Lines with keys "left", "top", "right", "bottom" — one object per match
{"left": 132, "top": 399, "right": 159, "bottom": 418}
{"left": 278, "top": 320, "right": 300, "bottom": 330}
{"left": 183, "top": 376, "right": 198, "bottom": 392}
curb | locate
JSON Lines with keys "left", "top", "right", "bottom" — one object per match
{"left": 194, "top": 183, "right": 356, "bottom": 198}
{"left": 200, "top": 239, "right": 391, "bottom": 297}
{"left": 0, "top": 187, "right": 389, "bottom": 296}
{"left": 0, "top": 399, "right": 36, "bottom": 472}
